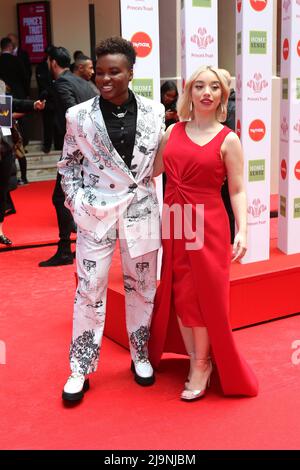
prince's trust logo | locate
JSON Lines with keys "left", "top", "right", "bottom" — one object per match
{"left": 248, "top": 199, "right": 267, "bottom": 225}
{"left": 191, "top": 27, "right": 214, "bottom": 58}
{"left": 281, "top": 117, "right": 289, "bottom": 138}
{"left": 247, "top": 73, "right": 268, "bottom": 102}
{"left": 247, "top": 73, "right": 268, "bottom": 93}
{"left": 283, "top": 0, "right": 291, "bottom": 13}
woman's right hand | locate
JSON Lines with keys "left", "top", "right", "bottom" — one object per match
{"left": 231, "top": 231, "right": 247, "bottom": 262}
{"left": 165, "top": 110, "right": 178, "bottom": 121}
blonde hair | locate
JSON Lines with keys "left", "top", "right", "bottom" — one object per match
{"left": 177, "top": 65, "right": 230, "bottom": 122}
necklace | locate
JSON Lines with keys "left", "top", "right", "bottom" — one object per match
{"left": 112, "top": 110, "right": 128, "bottom": 119}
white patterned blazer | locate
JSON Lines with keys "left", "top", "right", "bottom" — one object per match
{"left": 57, "top": 94, "right": 165, "bottom": 258}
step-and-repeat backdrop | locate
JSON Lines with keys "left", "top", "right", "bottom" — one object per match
{"left": 278, "top": 0, "right": 300, "bottom": 255}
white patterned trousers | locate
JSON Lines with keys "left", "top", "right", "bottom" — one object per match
{"left": 69, "top": 224, "right": 158, "bottom": 375}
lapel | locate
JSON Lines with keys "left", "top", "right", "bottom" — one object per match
{"left": 130, "top": 94, "right": 157, "bottom": 180}
{"left": 88, "top": 96, "right": 133, "bottom": 178}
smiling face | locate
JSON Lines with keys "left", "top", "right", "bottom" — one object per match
{"left": 191, "top": 69, "right": 222, "bottom": 116}
{"left": 95, "top": 53, "right": 133, "bottom": 105}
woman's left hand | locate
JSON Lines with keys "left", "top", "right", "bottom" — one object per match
{"left": 232, "top": 231, "right": 247, "bottom": 262}
{"left": 34, "top": 100, "right": 46, "bottom": 111}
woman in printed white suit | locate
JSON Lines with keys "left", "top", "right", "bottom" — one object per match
{"left": 58, "top": 37, "right": 165, "bottom": 402}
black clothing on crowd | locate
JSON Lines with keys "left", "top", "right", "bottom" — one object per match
{"left": 221, "top": 88, "right": 236, "bottom": 244}
{"left": 0, "top": 128, "right": 14, "bottom": 223}
{"left": 163, "top": 102, "right": 178, "bottom": 129}
{"left": 0, "top": 97, "right": 36, "bottom": 222}
{"left": 225, "top": 89, "right": 236, "bottom": 132}
{"left": 0, "top": 53, "right": 31, "bottom": 147}
{"left": 53, "top": 70, "right": 96, "bottom": 149}
{"left": 0, "top": 53, "right": 28, "bottom": 98}
{"left": 36, "top": 60, "right": 57, "bottom": 151}
{"left": 100, "top": 90, "right": 137, "bottom": 170}
{"left": 52, "top": 173, "right": 74, "bottom": 250}
{"left": 15, "top": 47, "right": 32, "bottom": 95}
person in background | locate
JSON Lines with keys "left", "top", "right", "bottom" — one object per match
{"left": 0, "top": 80, "right": 45, "bottom": 245}
{"left": 161, "top": 80, "right": 179, "bottom": 129}
{"left": 72, "top": 54, "right": 99, "bottom": 95}
{"left": 219, "top": 69, "right": 236, "bottom": 244}
{"left": 70, "top": 50, "right": 84, "bottom": 73}
{"left": 160, "top": 81, "right": 179, "bottom": 193}
{"left": 0, "top": 37, "right": 30, "bottom": 183}
{"left": 7, "top": 33, "right": 32, "bottom": 95}
{"left": 36, "top": 45, "right": 58, "bottom": 153}
{"left": 149, "top": 65, "right": 258, "bottom": 401}
{"left": 38, "top": 46, "right": 97, "bottom": 268}
{"left": 7, "top": 33, "right": 32, "bottom": 154}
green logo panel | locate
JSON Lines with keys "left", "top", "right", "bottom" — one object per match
{"left": 249, "top": 160, "right": 265, "bottom": 182}
{"left": 237, "top": 32, "right": 242, "bottom": 56}
{"left": 193, "top": 0, "right": 211, "bottom": 6}
{"left": 296, "top": 78, "right": 300, "bottom": 100}
{"left": 294, "top": 198, "right": 300, "bottom": 219}
{"left": 280, "top": 196, "right": 286, "bottom": 218}
{"left": 250, "top": 31, "right": 267, "bottom": 55}
{"left": 282, "top": 78, "right": 288, "bottom": 100}
{"left": 132, "top": 79, "right": 153, "bottom": 100}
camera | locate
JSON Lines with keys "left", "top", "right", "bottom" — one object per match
{"left": 167, "top": 102, "right": 177, "bottom": 112}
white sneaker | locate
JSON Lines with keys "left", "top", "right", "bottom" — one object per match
{"left": 62, "top": 373, "right": 89, "bottom": 402}
{"left": 131, "top": 359, "right": 155, "bottom": 386}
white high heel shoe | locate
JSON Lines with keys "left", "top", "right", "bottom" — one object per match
{"left": 181, "top": 358, "right": 212, "bottom": 402}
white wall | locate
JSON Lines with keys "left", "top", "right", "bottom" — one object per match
{"left": 51, "top": 0, "right": 90, "bottom": 57}
{"left": 93, "top": 0, "right": 120, "bottom": 43}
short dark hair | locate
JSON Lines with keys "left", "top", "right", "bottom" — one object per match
{"left": 95, "top": 36, "right": 136, "bottom": 69}
{"left": 48, "top": 46, "right": 71, "bottom": 68}
{"left": 75, "top": 54, "right": 91, "bottom": 63}
{"left": 73, "top": 50, "right": 84, "bottom": 61}
{"left": 161, "top": 81, "right": 178, "bottom": 100}
{"left": 44, "top": 44, "right": 54, "bottom": 55}
{"left": 74, "top": 55, "right": 92, "bottom": 71}
{"left": 0, "top": 37, "right": 13, "bottom": 51}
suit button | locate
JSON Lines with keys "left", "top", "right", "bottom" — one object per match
{"left": 110, "top": 184, "right": 115, "bottom": 189}
{"left": 101, "top": 201, "right": 106, "bottom": 206}
{"left": 99, "top": 165, "right": 104, "bottom": 170}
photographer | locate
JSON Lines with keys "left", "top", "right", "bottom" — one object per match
{"left": 160, "top": 81, "right": 179, "bottom": 194}
{"left": 161, "top": 80, "right": 179, "bottom": 128}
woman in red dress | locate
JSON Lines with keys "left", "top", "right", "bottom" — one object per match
{"left": 149, "top": 66, "right": 258, "bottom": 401}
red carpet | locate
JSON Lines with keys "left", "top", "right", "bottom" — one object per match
{"left": 2, "top": 181, "right": 75, "bottom": 249}
{"left": 0, "top": 246, "right": 300, "bottom": 450}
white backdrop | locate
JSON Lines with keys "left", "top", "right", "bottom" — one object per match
{"left": 278, "top": 0, "right": 300, "bottom": 254}
{"left": 181, "top": 0, "right": 218, "bottom": 85}
{"left": 120, "top": 0, "right": 160, "bottom": 101}
{"left": 236, "top": 0, "right": 273, "bottom": 263}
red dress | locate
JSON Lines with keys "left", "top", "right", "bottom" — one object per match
{"left": 149, "top": 122, "right": 258, "bottom": 397}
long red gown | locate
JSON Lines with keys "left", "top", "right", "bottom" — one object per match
{"left": 149, "top": 122, "right": 258, "bottom": 397}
